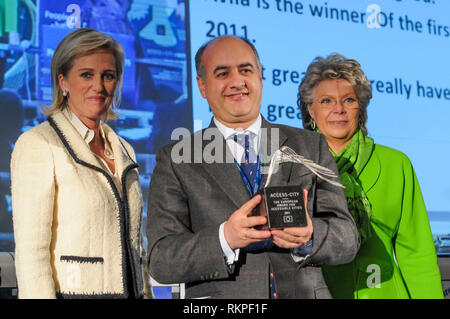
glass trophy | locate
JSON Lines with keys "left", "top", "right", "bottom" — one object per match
{"left": 253, "top": 146, "right": 343, "bottom": 230}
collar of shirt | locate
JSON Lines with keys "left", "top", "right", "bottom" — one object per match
{"left": 62, "top": 107, "right": 114, "bottom": 160}
{"left": 213, "top": 114, "right": 261, "bottom": 163}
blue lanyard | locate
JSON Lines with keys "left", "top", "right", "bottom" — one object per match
{"left": 234, "top": 156, "right": 263, "bottom": 196}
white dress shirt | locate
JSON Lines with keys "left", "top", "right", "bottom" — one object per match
{"left": 214, "top": 115, "right": 262, "bottom": 265}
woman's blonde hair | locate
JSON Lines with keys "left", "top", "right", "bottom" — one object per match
{"left": 297, "top": 53, "right": 372, "bottom": 135}
{"left": 42, "top": 28, "right": 125, "bottom": 120}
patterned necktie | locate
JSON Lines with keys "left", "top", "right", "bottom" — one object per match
{"left": 234, "top": 133, "right": 258, "bottom": 189}
{"left": 233, "top": 132, "right": 278, "bottom": 299}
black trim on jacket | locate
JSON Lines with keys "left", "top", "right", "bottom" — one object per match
{"left": 48, "top": 116, "right": 141, "bottom": 299}
{"left": 60, "top": 256, "right": 104, "bottom": 264}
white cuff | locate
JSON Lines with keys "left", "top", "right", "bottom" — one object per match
{"left": 219, "top": 222, "right": 240, "bottom": 265}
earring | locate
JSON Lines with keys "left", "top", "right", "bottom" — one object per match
{"left": 62, "top": 90, "right": 67, "bottom": 97}
{"left": 310, "top": 119, "right": 316, "bottom": 130}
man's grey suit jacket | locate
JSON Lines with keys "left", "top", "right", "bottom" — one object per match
{"left": 147, "top": 117, "right": 360, "bottom": 299}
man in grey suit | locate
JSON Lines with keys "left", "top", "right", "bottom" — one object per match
{"left": 147, "top": 35, "right": 360, "bottom": 299}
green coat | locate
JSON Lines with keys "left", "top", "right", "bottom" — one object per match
{"left": 323, "top": 144, "right": 443, "bottom": 299}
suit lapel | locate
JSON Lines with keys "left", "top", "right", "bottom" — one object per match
{"left": 200, "top": 120, "right": 251, "bottom": 210}
{"left": 260, "top": 118, "right": 290, "bottom": 187}
{"left": 200, "top": 117, "right": 291, "bottom": 210}
{"left": 50, "top": 111, "right": 104, "bottom": 169}
{"left": 50, "top": 111, "right": 136, "bottom": 179}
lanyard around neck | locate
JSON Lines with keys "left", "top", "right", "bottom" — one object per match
{"left": 234, "top": 156, "right": 262, "bottom": 196}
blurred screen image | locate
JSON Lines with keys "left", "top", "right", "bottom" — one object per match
{"left": 0, "top": 0, "right": 191, "bottom": 252}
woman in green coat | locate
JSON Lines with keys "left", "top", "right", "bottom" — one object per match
{"left": 297, "top": 54, "right": 443, "bottom": 299}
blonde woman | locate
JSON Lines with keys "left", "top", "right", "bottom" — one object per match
{"left": 11, "top": 28, "right": 150, "bottom": 298}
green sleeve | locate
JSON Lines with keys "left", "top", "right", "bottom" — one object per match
{"left": 394, "top": 157, "right": 443, "bottom": 298}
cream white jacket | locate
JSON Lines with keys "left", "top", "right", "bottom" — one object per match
{"left": 11, "top": 110, "right": 149, "bottom": 298}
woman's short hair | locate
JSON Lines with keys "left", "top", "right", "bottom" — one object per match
{"left": 42, "top": 28, "right": 125, "bottom": 120}
{"left": 297, "top": 53, "right": 372, "bottom": 135}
